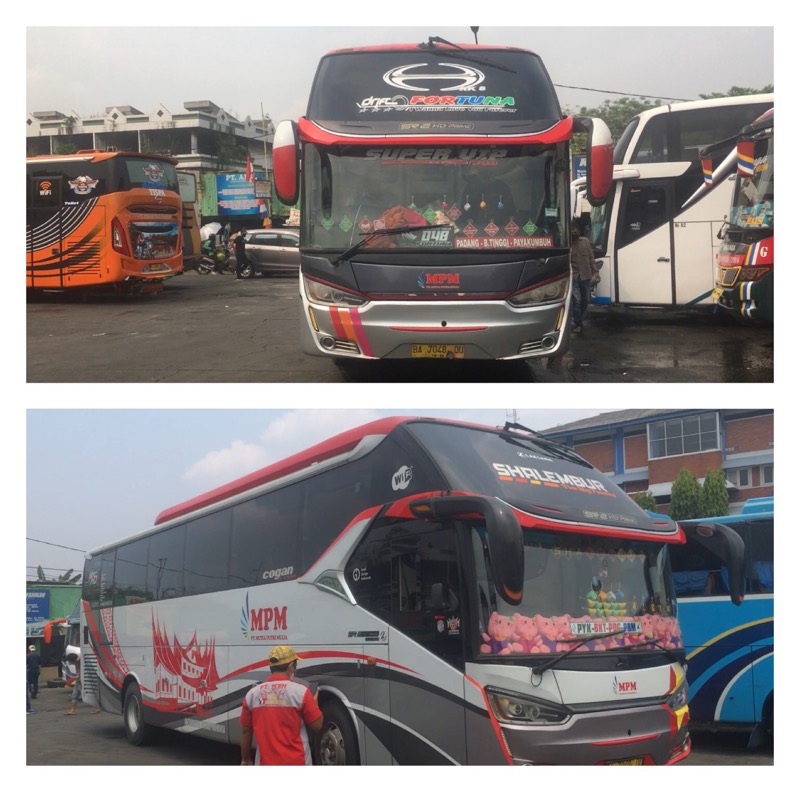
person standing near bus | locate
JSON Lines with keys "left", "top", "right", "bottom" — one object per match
{"left": 27, "top": 645, "right": 41, "bottom": 699}
{"left": 239, "top": 645, "right": 323, "bottom": 766}
{"left": 570, "top": 222, "right": 599, "bottom": 334}
{"left": 233, "top": 228, "right": 249, "bottom": 279}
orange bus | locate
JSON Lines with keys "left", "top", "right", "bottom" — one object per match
{"left": 26, "top": 149, "right": 183, "bottom": 295}
{"left": 177, "top": 169, "right": 202, "bottom": 272}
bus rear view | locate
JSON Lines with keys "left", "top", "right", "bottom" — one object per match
{"left": 274, "top": 39, "right": 612, "bottom": 361}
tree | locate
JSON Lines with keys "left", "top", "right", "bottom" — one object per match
{"left": 669, "top": 468, "right": 703, "bottom": 521}
{"left": 36, "top": 565, "right": 82, "bottom": 584}
{"left": 54, "top": 142, "right": 79, "bottom": 155}
{"left": 699, "top": 85, "right": 773, "bottom": 99}
{"left": 630, "top": 490, "right": 658, "bottom": 512}
{"left": 215, "top": 134, "right": 247, "bottom": 170}
{"left": 566, "top": 96, "right": 662, "bottom": 143}
{"left": 701, "top": 468, "right": 729, "bottom": 518}
{"left": 565, "top": 86, "right": 773, "bottom": 153}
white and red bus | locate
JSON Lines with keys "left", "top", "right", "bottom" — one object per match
{"left": 78, "top": 416, "right": 745, "bottom": 765}
{"left": 273, "top": 39, "right": 613, "bottom": 362}
{"left": 699, "top": 108, "right": 774, "bottom": 322}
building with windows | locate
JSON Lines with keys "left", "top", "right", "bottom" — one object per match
{"left": 26, "top": 100, "right": 279, "bottom": 224}
{"left": 541, "top": 409, "right": 773, "bottom": 514}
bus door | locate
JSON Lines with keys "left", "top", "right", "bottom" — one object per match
{"left": 614, "top": 181, "right": 674, "bottom": 305}
{"left": 347, "top": 519, "right": 467, "bottom": 764}
{"left": 28, "top": 174, "right": 67, "bottom": 288}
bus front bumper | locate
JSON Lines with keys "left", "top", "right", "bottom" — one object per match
{"left": 299, "top": 297, "right": 570, "bottom": 361}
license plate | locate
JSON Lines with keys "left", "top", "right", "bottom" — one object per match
{"left": 411, "top": 344, "right": 465, "bottom": 359}
{"left": 607, "top": 758, "right": 644, "bottom": 766}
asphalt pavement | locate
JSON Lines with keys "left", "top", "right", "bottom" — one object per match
{"left": 26, "top": 270, "right": 774, "bottom": 383}
{"left": 25, "top": 683, "right": 773, "bottom": 767}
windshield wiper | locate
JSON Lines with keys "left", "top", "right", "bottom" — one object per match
{"left": 333, "top": 223, "right": 449, "bottom": 266}
{"left": 420, "top": 36, "right": 516, "bottom": 74}
{"left": 531, "top": 629, "right": 627, "bottom": 676}
{"left": 615, "top": 637, "right": 685, "bottom": 666}
{"left": 500, "top": 420, "right": 593, "bottom": 468}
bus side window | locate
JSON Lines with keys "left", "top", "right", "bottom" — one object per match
{"left": 620, "top": 185, "right": 668, "bottom": 246}
{"left": 751, "top": 560, "right": 774, "bottom": 593}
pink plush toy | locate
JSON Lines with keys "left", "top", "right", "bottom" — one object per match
{"left": 511, "top": 613, "right": 543, "bottom": 653}
{"left": 481, "top": 612, "right": 516, "bottom": 655}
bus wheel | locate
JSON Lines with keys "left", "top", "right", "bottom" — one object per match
{"left": 316, "top": 700, "right": 359, "bottom": 765}
{"left": 123, "top": 682, "right": 154, "bottom": 746}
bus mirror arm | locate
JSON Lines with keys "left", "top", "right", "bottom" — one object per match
{"left": 409, "top": 494, "right": 523, "bottom": 606}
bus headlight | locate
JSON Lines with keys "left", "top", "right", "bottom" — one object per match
{"left": 507, "top": 276, "right": 569, "bottom": 307}
{"left": 486, "top": 687, "right": 570, "bottom": 725}
{"left": 303, "top": 276, "right": 367, "bottom": 307}
{"left": 667, "top": 681, "right": 689, "bottom": 711}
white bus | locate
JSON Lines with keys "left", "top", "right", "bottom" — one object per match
{"left": 574, "top": 94, "right": 773, "bottom": 308}
{"left": 78, "top": 416, "right": 745, "bottom": 765}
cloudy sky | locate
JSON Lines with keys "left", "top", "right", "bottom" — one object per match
{"left": 26, "top": 408, "right": 622, "bottom": 581}
{"left": 25, "top": 22, "right": 775, "bottom": 127}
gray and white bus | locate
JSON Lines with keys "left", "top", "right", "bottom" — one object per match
{"left": 273, "top": 39, "right": 613, "bottom": 361}
{"left": 77, "top": 416, "right": 747, "bottom": 765}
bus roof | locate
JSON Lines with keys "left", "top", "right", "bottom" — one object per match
{"left": 323, "top": 42, "right": 537, "bottom": 56}
{"left": 154, "top": 416, "right": 416, "bottom": 526}
{"left": 631, "top": 93, "right": 773, "bottom": 121}
{"left": 26, "top": 149, "right": 178, "bottom": 165}
{"left": 681, "top": 496, "right": 774, "bottom": 525}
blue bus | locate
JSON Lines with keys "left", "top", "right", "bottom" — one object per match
{"left": 672, "top": 497, "right": 774, "bottom": 747}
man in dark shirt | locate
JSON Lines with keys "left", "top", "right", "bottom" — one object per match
{"left": 27, "top": 645, "right": 42, "bottom": 699}
{"left": 234, "top": 230, "right": 249, "bottom": 280}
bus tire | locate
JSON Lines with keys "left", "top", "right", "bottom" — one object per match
{"left": 123, "top": 681, "right": 155, "bottom": 746}
{"left": 315, "top": 700, "right": 359, "bottom": 765}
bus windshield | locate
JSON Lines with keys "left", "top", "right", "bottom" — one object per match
{"left": 307, "top": 47, "right": 562, "bottom": 133}
{"left": 473, "top": 527, "right": 680, "bottom": 658}
{"left": 405, "top": 420, "right": 667, "bottom": 533}
{"left": 730, "top": 134, "right": 774, "bottom": 231}
{"left": 302, "top": 144, "right": 568, "bottom": 251}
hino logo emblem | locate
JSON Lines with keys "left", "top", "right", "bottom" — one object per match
{"left": 383, "top": 62, "right": 485, "bottom": 92}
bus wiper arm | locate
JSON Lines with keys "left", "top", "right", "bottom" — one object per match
{"left": 531, "top": 629, "right": 627, "bottom": 676}
{"left": 501, "top": 420, "right": 592, "bottom": 468}
{"left": 333, "top": 223, "right": 449, "bottom": 266}
{"left": 616, "top": 637, "right": 685, "bottom": 665}
{"left": 421, "top": 36, "right": 516, "bottom": 74}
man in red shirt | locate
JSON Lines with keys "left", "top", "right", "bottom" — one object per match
{"left": 240, "top": 645, "right": 323, "bottom": 765}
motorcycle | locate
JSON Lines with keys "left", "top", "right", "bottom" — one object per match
{"left": 197, "top": 243, "right": 230, "bottom": 275}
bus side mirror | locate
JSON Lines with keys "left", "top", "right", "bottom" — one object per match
{"left": 681, "top": 522, "right": 747, "bottom": 605}
{"left": 409, "top": 494, "right": 523, "bottom": 606}
{"left": 273, "top": 120, "right": 300, "bottom": 206}
{"left": 573, "top": 116, "right": 613, "bottom": 207}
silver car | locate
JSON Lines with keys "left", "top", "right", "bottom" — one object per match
{"left": 236, "top": 229, "right": 300, "bottom": 277}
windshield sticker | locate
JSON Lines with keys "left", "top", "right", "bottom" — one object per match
{"left": 68, "top": 175, "right": 99, "bottom": 195}
{"left": 493, "top": 461, "right": 613, "bottom": 495}
{"left": 357, "top": 62, "right": 517, "bottom": 115}
{"left": 480, "top": 610, "right": 681, "bottom": 656}
{"left": 140, "top": 163, "right": 168, "bottom": 187}
{"left": 391, "top": 465, "right": 413, "bottom": 491}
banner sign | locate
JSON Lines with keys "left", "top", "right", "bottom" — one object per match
{"left": 27, "top": 589, "right": 50, "bottom": 624}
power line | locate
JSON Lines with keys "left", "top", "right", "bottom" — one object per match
{"left": 27, "top": 537, "right": 86, "bottom": 553}
{"left": 555, "top": 83, "right": 689, "bottom": 103}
